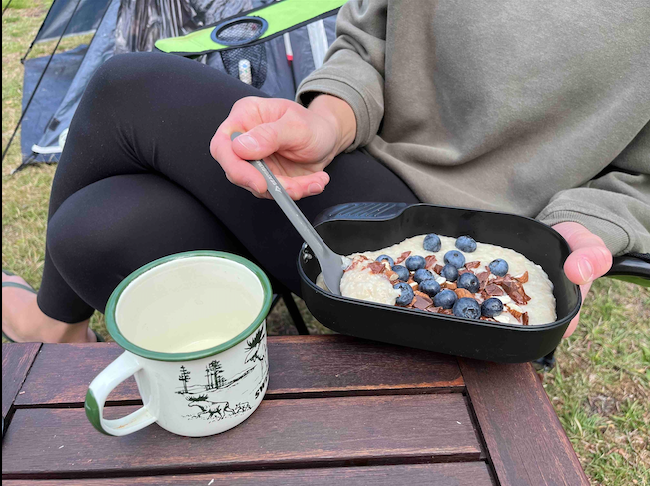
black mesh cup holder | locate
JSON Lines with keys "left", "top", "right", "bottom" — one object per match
{"left": 211, "top": 16, "right": 268, "bottom": 47}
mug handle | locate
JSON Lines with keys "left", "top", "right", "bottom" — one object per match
{"left": 85, "top": 351, "right": 157, "bottom": 436}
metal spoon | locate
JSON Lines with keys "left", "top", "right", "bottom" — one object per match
{"left": 230, "top": 132, "right": 345, "bottom": 294}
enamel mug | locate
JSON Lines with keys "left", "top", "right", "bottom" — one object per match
{"left": 85, "top": 251, "right": 272, "bottom": 437}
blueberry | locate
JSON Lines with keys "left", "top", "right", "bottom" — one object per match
{"left": 481, "top": 298, "right": 504, "bottom": 318}
{"left": 423, "top": 233, "right": 442, "bottom": 252}
{"left": 444, "top": 250, "right": 465, "bottom": 268}
{"left": 413, "top": 268, "right": 434, "bottom": 283}
{"left": 393, "top": 282, "right": 414, "bottom": 306}
{"left": 419, "top": 279, "right": 441, "bottom": 297}
{"left": 441, "top": 264, "right": 459, "bottom": 282}
{"left": 376, "top": 254, "right": 394, "bottom": 267}
{"left": 488, "top": 258, "right": 509, "bottom": 276}
{"left": 405, "top": 255, "right": 426, "bottom": 271}
{"left": 457, "top": 272, "right": 480, "bottom": 293}
{"left": 391, "top": 264, "right": 410, "bottom": 281}
{"left": 433, "top": 289, "right": 457, "bottom": 309}
{"left": 455, "top": 235, "right": 477, "bottom": 252}
{"left": 452, "top": 297, "right": 481, "bottom": 319}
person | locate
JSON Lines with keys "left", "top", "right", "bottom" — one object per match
{"left": 3, "top": 0, "right": 649, "bottom": 343}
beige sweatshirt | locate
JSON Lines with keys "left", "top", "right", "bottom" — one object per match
{"left": 296, "top": 0, "right": 650, "bottom": 256}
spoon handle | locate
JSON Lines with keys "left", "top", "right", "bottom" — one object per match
{"left": 230, "top": 132, "right": 329, "bottom": 263}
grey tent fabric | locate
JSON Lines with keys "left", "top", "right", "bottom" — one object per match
{"left": 34, "top": 0, "right": 111, "bottom": 43}
{"left": 21, "top": 45, "right": 88, "bottom": 163}
{"left": 115, "top": 0, "right": 200, "bottom": 54}
{"left": 31, "top": 0, "right": 120, "bottom": 161}
{"left": 19, "top": 0, "right": 338, "bottom": 168}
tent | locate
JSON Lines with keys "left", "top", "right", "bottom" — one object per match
{"left": 16, "top": 0, "right": 341, "bottom": 171}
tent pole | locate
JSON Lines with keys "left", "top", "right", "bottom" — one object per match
{"left": 2, "top": 0, "right": 84, "bottom": 165}
{"left": 2, "top": 0, "right": 14, "bottom": 16}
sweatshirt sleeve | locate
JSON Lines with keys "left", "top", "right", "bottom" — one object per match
{"left": 537, "top": 124, "right": 650, "bottom": 256}
{"left": 295, "top": 0, "right": 387, "bottom": 152}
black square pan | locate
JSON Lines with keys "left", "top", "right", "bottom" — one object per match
{"left": 298, "top": 202, "right": 582, "bottom": 363}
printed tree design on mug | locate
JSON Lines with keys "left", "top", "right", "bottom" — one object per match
{"left": 205, "top": 360, "right": 226, "bottom": 390}
{"left": 178, "top": 366, "right": 191, "bottom": 394}
{"left": 245, "top": 327, "right": 265, "bottom": 364}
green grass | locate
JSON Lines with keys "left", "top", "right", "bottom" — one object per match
{"left": 2, "top": 3, "right": 649, "bottom": 484}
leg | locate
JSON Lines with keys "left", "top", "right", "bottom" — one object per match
{"left": 6, "top": 52, "right": 418, "bottom": 340}
{"left": 45, "top": 174, "right": 248, "bottom": 314}
{"left": 47, "top": 52, "right": 418, "bottom": 296}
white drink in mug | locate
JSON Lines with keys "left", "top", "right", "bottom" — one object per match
{"left": 85, "top": 251, "right": 272, "bottom": 437}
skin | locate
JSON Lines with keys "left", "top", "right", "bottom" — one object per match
{"left": 1, "top": 96, "right": 612, "bottom": 342}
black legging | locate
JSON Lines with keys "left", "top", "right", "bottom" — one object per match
{"left": 38, "top": 52, "right": 419, "bottom": 323}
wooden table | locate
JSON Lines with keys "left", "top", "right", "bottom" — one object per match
{"left": 2, "top": 336, "right": 588, "bottom": 485}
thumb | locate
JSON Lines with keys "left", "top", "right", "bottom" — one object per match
{"left": 231, "top": 119, "right": 295, "bottom": 161}
{"left": 554, "top": 222, "right": 613, "bottom": 285}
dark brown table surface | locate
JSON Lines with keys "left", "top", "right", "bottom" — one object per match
{"left": 2, "top": 336, "right": 588, "bottom": 485}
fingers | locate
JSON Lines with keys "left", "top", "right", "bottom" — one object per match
{"left": 274, "top": 172, "right": 330, "bottom": 200}
{"left": 563, "top": 245, "right": 613, "bottom": 285}
{"left": 553, "top": 222, "right": 613, "bottom": 285}
{"left": 211, "top": 127, "right": 269, "bottom": 196}
{"left": 231, "top": 118, "right": 301, "bottom": 161}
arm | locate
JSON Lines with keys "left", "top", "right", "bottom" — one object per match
{"left": 538, "top": 123, "right": 650, "bottom": 256}
{"left": 296, "top": 0, "right": 388, "bottom": 152}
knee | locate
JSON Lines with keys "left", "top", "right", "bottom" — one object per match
{"left": 84, "top": 52, "right": 182, "bottom": 109}
{"left": 47, "top": 192, "right": 122, "bottom": 274}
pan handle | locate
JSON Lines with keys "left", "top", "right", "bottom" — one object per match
{"left": 313, "top": 202, "right": 408, "bottom": 226}
{"left": 604, "top": 253, "right": 650, "bottom": 287}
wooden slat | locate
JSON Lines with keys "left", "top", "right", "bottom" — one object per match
{"left": 2, "top": 394, "right": 480, "bottom": 479}
{"left": 2, "top": 343, "right": 41, "bottom": 432}
{"left": 459, "top": 359, "right": 589, "bottom": 486}
{"left": 1, "top": 462, "right": 495, "bottom": 485}
{"left": 15, "top": 337, "right": 463, "bottom": 406}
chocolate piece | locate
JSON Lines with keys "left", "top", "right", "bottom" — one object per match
{"left": 477, "top": 271, "right": 489, "bottom": 290}
{"left": 522, "top": 312, "right": 529, "bottom": 325}
{"left": 413, "top": 295, "right": 432, "bottom": 310}
{"left": 433, "top": 264, "right": 444, "bottom": 275}
{"left": 426, "top": 305, "right": 443, "bottom": 313}
{"left": 455, "top": 288, "right": 474, "bottom": 299}
{"left": 368, "top": 261, "right": 385, "bottom": 274}
{"left": 465, "top": 261, "right": 481, "bottom": 269}
{"left": 424, "top": 255, "right": 437, "bottom": 269}
{"left": 497, "top": 275, "right": 531, "bottom": 305}
{"left": 439, "top": 308, "right": 454, "bottom": 315}
{"left": 485, "top": 283, "right": 504, "bottom": 296}
{"left": 442, "top": 281, "right": 457, "bottom": 290}
{"left": 414, "top": 290, "right": 433, "bottom": 304}
{"left": 395, "top": 251, "right": 411, "bottom": 264}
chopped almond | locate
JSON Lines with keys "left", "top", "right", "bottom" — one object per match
{"left": 455, "top": 288, "right": 474, "bottom": 299}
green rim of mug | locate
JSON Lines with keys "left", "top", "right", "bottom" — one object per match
{"left": 105, "top": 251, "right": 273, "bottom": 362}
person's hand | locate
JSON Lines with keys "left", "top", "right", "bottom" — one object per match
{"left": 210, "top": 95, "right": 355, "bottom": 200}
{"left": 552, "top": 222, "right": 613, "bottom": 337}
